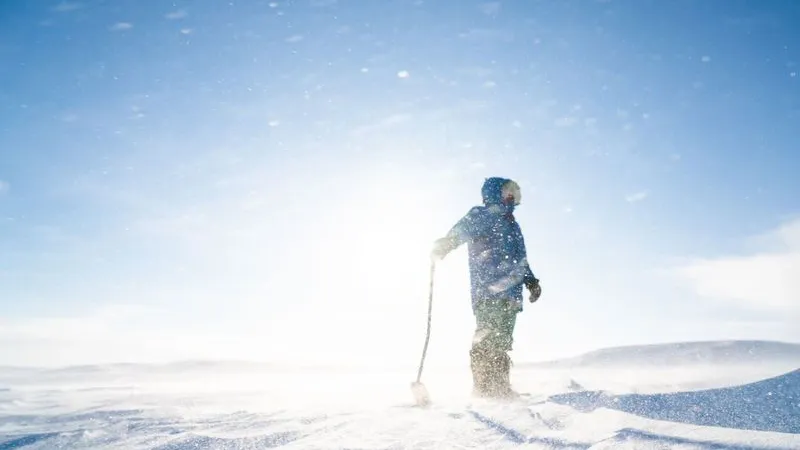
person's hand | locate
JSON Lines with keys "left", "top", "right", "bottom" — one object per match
{"left": 526, "top": 279, "right": 542, "bottom": 303}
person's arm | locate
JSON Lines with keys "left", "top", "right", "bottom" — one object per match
{"left": 517, "top": 232, "right": 542, "bottom": 302}
{"left": 523, "top": 261, "right": 538, "bottom": 287}
{"left": 431, "top": 207, "right": 491, "bottom": 260}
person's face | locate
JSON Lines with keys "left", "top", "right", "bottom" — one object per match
{"left": 501, "top": 181, "right": 521, "bottom": 206}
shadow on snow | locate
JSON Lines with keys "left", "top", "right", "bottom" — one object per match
{"left": 468, "top": 410, "right": 593, "bottom": 449}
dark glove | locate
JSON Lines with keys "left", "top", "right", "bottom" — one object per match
{"left": 526, "top": 279, "right": 541, "bottom": 303}
{"left": 431, "top": 237, "right": 456, "bottom": 261}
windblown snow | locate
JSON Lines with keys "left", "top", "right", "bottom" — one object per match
{"left": 1, "top": 340, "right": 798, "bottom": 449}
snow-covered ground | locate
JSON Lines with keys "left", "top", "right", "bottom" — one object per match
{"left": 1, "top": 340, "right": 798, "bottom": 449}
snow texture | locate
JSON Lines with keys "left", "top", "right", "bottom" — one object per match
{"left": 1, "top": 340, "right": 799, "bottom": 449}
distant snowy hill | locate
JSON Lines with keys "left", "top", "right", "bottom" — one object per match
{"left": 524, "top": 340, "right": 800, "bottom": 368}
{"left": 3, "top": 340, "right": 798, "bottom": 383}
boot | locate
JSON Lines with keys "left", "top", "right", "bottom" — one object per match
{"left": 470, "top": 347, "right": 491, "bottom": 397}
{"left": 477, "top": 351, "right": 519, "bottom": 399}
{"left": 494, "top": 352, "right": 520, "bottom": 399}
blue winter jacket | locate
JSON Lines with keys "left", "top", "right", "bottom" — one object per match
{"left": 440, "top": 177, "right": 538, "bottom": 312}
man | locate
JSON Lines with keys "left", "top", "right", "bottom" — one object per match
{"left": 431, "top": 177, "right": 541, "bottom": 399}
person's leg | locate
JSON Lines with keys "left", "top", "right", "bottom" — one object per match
{"left": 470, "top": 299, "right": 519, "bottom": 397}
{"left": 469, "top": 301, "right": 492, "bottom": 396}
{"left": 489, "top": 301, "right": 518, "bottom": 397}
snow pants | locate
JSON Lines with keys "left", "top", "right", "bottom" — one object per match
{"left": 469, "top": 298, "right": 519, "bottom": 397}
{"left": 471, "top": 298, "right": 519, "bottom": 354}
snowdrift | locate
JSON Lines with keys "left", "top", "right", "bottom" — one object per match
{"left": 548, "top": 368, "right": 800, "bottom": 434}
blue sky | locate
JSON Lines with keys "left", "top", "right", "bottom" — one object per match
{"left": 0, "top": 0, "right": 798, "bottom": 368}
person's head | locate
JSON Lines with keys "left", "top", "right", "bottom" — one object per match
{"left": 481, "top": 177, "right": 522, "bottom": 211}
{"left": 501, "top": 180, "right": 521, "bottom": 207}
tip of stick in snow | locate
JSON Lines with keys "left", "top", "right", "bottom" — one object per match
{"left": 411, "top": 381, "right": 431, "bottom": 407}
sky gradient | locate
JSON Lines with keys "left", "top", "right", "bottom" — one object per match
{"left": 1, "top": 0, "right": 799, "bottom": 368}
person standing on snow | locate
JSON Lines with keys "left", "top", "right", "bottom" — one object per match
{"left": 431, "top": 177, "right": 542, "bottom": 399}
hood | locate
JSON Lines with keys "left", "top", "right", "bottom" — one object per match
{"left": 481, "top": 177, "right": 515, "bottom": 211}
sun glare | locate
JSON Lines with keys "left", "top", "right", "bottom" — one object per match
{"left": 283, "top": 174, "right": 449, "bottom": 366}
